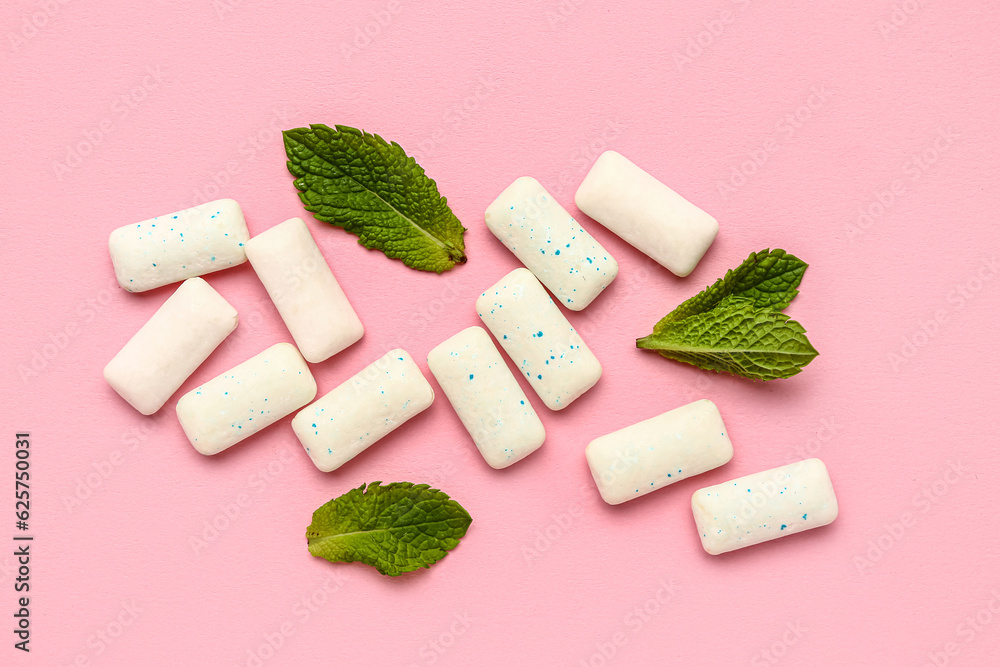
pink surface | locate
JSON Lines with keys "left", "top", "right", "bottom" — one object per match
{"left": 2, "top": 1, "right": 999, "bottom": 665}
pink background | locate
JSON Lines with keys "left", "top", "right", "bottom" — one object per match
{"left": 2, "top": 0, "right": 999, "bottom": 665}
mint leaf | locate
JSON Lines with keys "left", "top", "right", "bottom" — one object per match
{"left": 638, "top": 297, "right": 818, "bottom": 380}
{"left": 283, "top": 124, "right": 467, "bottom": 273}
{"left": 655, "top": 249, "right": 807, "bottom": 329}
{"left": 306, "top": 481, "right": 472, "bottom": 576}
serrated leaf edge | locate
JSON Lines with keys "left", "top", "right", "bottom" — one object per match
{"left": 282, "top": 124, "right": 467, "bottom": 273}
{"left": 306, "top": 481, "right": 472, "bottom": 576}
{"left": 655, "top": 248, "right": 808, "bottom": 328}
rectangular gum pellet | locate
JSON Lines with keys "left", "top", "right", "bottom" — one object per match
{"left": 586, "top": 399, "right": 734, "bottom": 505}
{"left": 691, "top": 458, "right": 839, "bottom": 555}
{"left": 176, "top": 342, "right": 317, "bottom": 455}
{"left": 575, "top": 151, "right": 718, "bottom": 277}
{"left": 245, "top": 217, "right": 364, "bottom": 363}
{"left": 104, "top": 277, "right": 238, "bottom": 415}
{"left": 484, "top": 177, "right": 618, "bottom": 310}
{"left": 427, "top": 326, "right": 545, "bottom": 469}
{"left": 109, "top": 199, "right": 250, "bottom": 292}
{"left": 292, "top": 349, "right": 434, "bottom": 472}
{"left": 476, "top": 268, "right": 602, "bottom": 410}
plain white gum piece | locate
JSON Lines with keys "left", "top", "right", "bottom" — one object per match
{"left": 427, "top": 326, "right": 545, "bottom": 469}
{"left": 108, "top": 199, "right": 250, "bottom": 292}
{"left": 292, "top": 349, "right": 435, "bottom": 472}
{"left": 586, "top": 399, "right": 734, "bottom": 505}
{"left": 575, "top": 151, "right": 718, "bottom": 277}
{"left": 476, "top": 268, "right": 601, "bottom": 411}
{"left": 103, "top": 277, "right": 238, "bottom": 415}
{"left": 245, "top": 217, "right": 364, "bottom": 363}
{"left": 484, "top": 176, "right": 618, "bottom": 310}
{"left": 691, "top": 458, "right": 839, "bottom": 555}
{"left": 176, "top": 342, "right": 317, "bottom": 456}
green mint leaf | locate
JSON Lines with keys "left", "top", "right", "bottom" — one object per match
{"left": 637, "top": 296, "right": 819, "bottom": 380}
{"left": 655, "top": 249, "right": 807, "bottom": 329}
{"left": 283, "top": 124, "right": 467, "bottom": 273}
{"left": 306, "top": 481, "right": 472, "bottom": 576}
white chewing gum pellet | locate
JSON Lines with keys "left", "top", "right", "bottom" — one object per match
{"left": 176, "top": 342, "right": 316, "bottom": 456}
{"left": 477, "top": 268, "right": 601, "bottom": 411}
{"left": 485, "top": 177, "right": 618, "bottom": 310}
{"left": 245, "top": 217, "right": 364, "bottom": 363}
{"left": 292, "top": 349, "right": 435, "bottom": 472}
{"left": 575, "top": 151, "right": 718, "bottom": 277}
{"left": 427, "top": 326, "right": 545, "bottom": 469}
{"left": 103, "top": 278, "right": 238, "bottom": 415}
{"left": 586, "top": 399, "right": 733, "bottom": 505}
{"left": 691, "top": 458, "right": 839, "bottom": 555}
{"left": 109, "top": 199, "right": 250, "bottom": 292}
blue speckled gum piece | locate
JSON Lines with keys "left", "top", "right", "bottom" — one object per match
{"left": 586, "top": 399, "right": 733, "bottom": 504}
{"left": 291, "top": 349, "right": 434, "bottom": 472}
{"left": 476, "top": 268, "right": 602, "bottom": 411}
{"left": 427, "top": 326, "right": 545, "bottom": 469}
{"left": 108, "top": 198, "right": 250, "bottom": 292}
{"left": 691, "top": 458, "right": 839, "bottom": 555}
{"left": 484, "top": 176, "right": 618, "bottom": 311}
{"left": 176, "top": 342, "right": 317, "bottom": 455}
